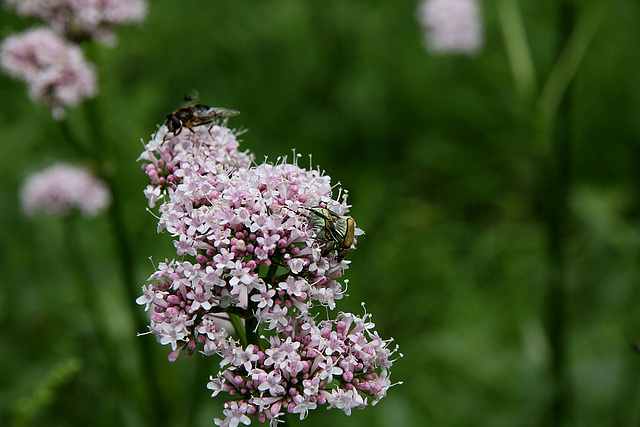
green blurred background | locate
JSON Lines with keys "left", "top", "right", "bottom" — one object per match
{"left": 2, "top": 0, "right": 640, "bottom": 425}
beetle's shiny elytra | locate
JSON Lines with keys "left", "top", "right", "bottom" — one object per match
{"left": 307, "top": 207, "right": 355, "bottom": 260}
{"left": 333, "top": 215, "right": 355, "bottom": 256}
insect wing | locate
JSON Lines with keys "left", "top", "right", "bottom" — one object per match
{"left": 180, "top": 89, "right": 200, "bottom": 107}
{"left": 332, "top": 217, "right": 346, "bottom": 240}
{"left": 189, "top": 106, "right": 240, "bottom": 126}
{"left": 209, "top": 107, "right": 240, "bottom": 118}
{"left": 315, "top": 208, "right": 351, "bottom": 246}
{"left": 308, "top": 207, "right": 334, "bottom": 242}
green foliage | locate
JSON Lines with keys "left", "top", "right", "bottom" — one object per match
{"left": 12, "top": 358, "right": 82, "bottom": 427}
{"left": 2, "top": 0, "right": 640, "bottom": 426}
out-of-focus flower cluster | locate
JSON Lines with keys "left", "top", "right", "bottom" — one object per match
{"left": 416, "top": 0, "right": 484, "bottom": 55}
{"left": 1, "top": 0, "right": 147, "bottom": 118}
{"left": 20, "top": 162, "right": 111, "bottom": 217}
{"left": 136, "top": 121, "right": 399, "bottom": 425}
{"left": 0, "top": 28, "right": 97, "bottom": 119}
{"left": 4, "top": 0, "right": 147, "bottom": 43}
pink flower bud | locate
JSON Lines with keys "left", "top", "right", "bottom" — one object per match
{"left": 271, "top": 401, "right": 282, "bottom": 416}
{"left": 167, "top": 295, "right": 181, "bottom": 305}
{"left": 166, "top": 306, "right": 180, "bottom": 317}
{"left": 234, "top": 376, "right": 245, "bottom": 387}
{"left": 343, "top": 371, "right": 354, "bottom": 382}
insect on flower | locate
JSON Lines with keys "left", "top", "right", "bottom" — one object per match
{"left": 164, "top": 89, "right": 240, "bottom": 135}
{"left": 307, "top": 207, "right": 355, "bottom": 260}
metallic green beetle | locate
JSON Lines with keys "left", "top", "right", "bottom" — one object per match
{"left": 307, "top": 207, "right": 355, "bottom": 260}
{"left": 332, "top": 214, "right": 355, "bottom": 259}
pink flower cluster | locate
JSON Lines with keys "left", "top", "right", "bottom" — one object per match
{"left": 4, "top": 0, "right": 147, "bottom": 43}
{"left": 20, "top": 162, "right": 111, "bottom": 217}
{"left": 207, "top": 312, "right": 395, "bottom": 426}
{"left": 137, "top": 121, "right": 399, "bottom": 425}
{"left": 0, "top": 28, "right": 97, "bottom": 119}
{"left": 416, "top": 0, "right": 484, "bottom": 55}
{"left": 2, "top": 0, "right": 147, "bottom": 118}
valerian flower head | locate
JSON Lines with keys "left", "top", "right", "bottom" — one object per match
{"left": 0, "top": 27, "right": 97, "bottom": 119}
{"left": 20, "top": 162, "right": 111, "bottom": 217}
{"left": 205, "top": 312, "right": 400, "bottom": 425}
{"left": 4, "top": 0, "right": 148, "bottom": 44}
{"left": 137, "top": 115, "right": 398, "bottom": 425}
{"left": 416, "top": 0, "right": 484, "bottom": 55}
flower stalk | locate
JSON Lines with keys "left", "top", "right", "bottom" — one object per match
{"left": 496, "top": 0, "right": 537, "bottom": 105}
{"left": 499, "top": 1, "right": 609, "bottom": 425}
{"left": 3, "top": 1, "right": 163, "bottom": 425}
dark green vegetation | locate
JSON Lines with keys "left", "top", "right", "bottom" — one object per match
{"left": 2, "top": 1, "right": 640, "bottom": 425}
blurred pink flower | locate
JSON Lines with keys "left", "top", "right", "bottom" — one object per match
{"left": 0, "top": 28, "right": 97, "bottom": 119}
{"left": 21, "top": 162, "right": 111, "bottom": 217}
{"left": 417, "top": 0, "right": 484, "bottom": 55}
{"left": 4, "top": 0, "right": 148, "bottom": 43}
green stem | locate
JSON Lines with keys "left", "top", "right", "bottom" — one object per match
{"left": 84, "top": 95, "right": 107, "bottom": 154}
{"left": 62, "top": 216, "right": 130, "bottom": 426}
{"left": 12, "top": 357, "right": 82, "bottom": 427}
{"left": 527, "top": 5, "right": 608, "bottom": 423}
{"left": 104, "top": 171, "right": 166, "bottom": 426}
{"left": 265, "top": 262, "right": 280, "bottom": 282}
{"left": 83, "top": 42, "right": 107, "bottom": 154}
{"left": 245, "top": 312, "right": 259, "bottom": 348}
{"left": 58, "top": 99, "right": 158, "bottom": 424}
{"left": 229, "top": 313, "right": 248, "bottom": 347}
{"left": 537, "top": 1, "right": 593, "bottom": 425}
{"left": 520, "top": 2, "right": 608, "bottom": 425}
{"left": 57, "top": 120, "right": 91, "bottom": 157}
{"left": 236, "top": 262, "right": 282, "bottom": 348}
{"left": 251, "top": 263, "right": 280, "bottom": 346}
{"left": 57, "top": 51, "right": 163, "bottom": 425}
{"left": 496, "top": 0, "right": 537, "bottom": 105}
{"left": 541, "top": 125, "right": 571, "bottom": 427}
{"left": 536, "top": 0, "right": 609, "bottom": 139}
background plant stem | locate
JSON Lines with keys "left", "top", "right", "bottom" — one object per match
{"left": 55, "top": 56, "right": 164, "bottom": 423}
{"left": 536, "top": 0, "right": 609, "bottom": 139}
{"left": 496, "top": 0, "right": 537, "bottom": 105}
{"left": 540, "top": 2, "right": 576, "bottom": 425}
{"left": 541, "top": 103, "right": 571, "bottom": 426}
{"left": 62, "top": 216, "right": 133, "bottom": 425}
{"left": 499, "top": 1, "right": 608, "bottom": 423}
